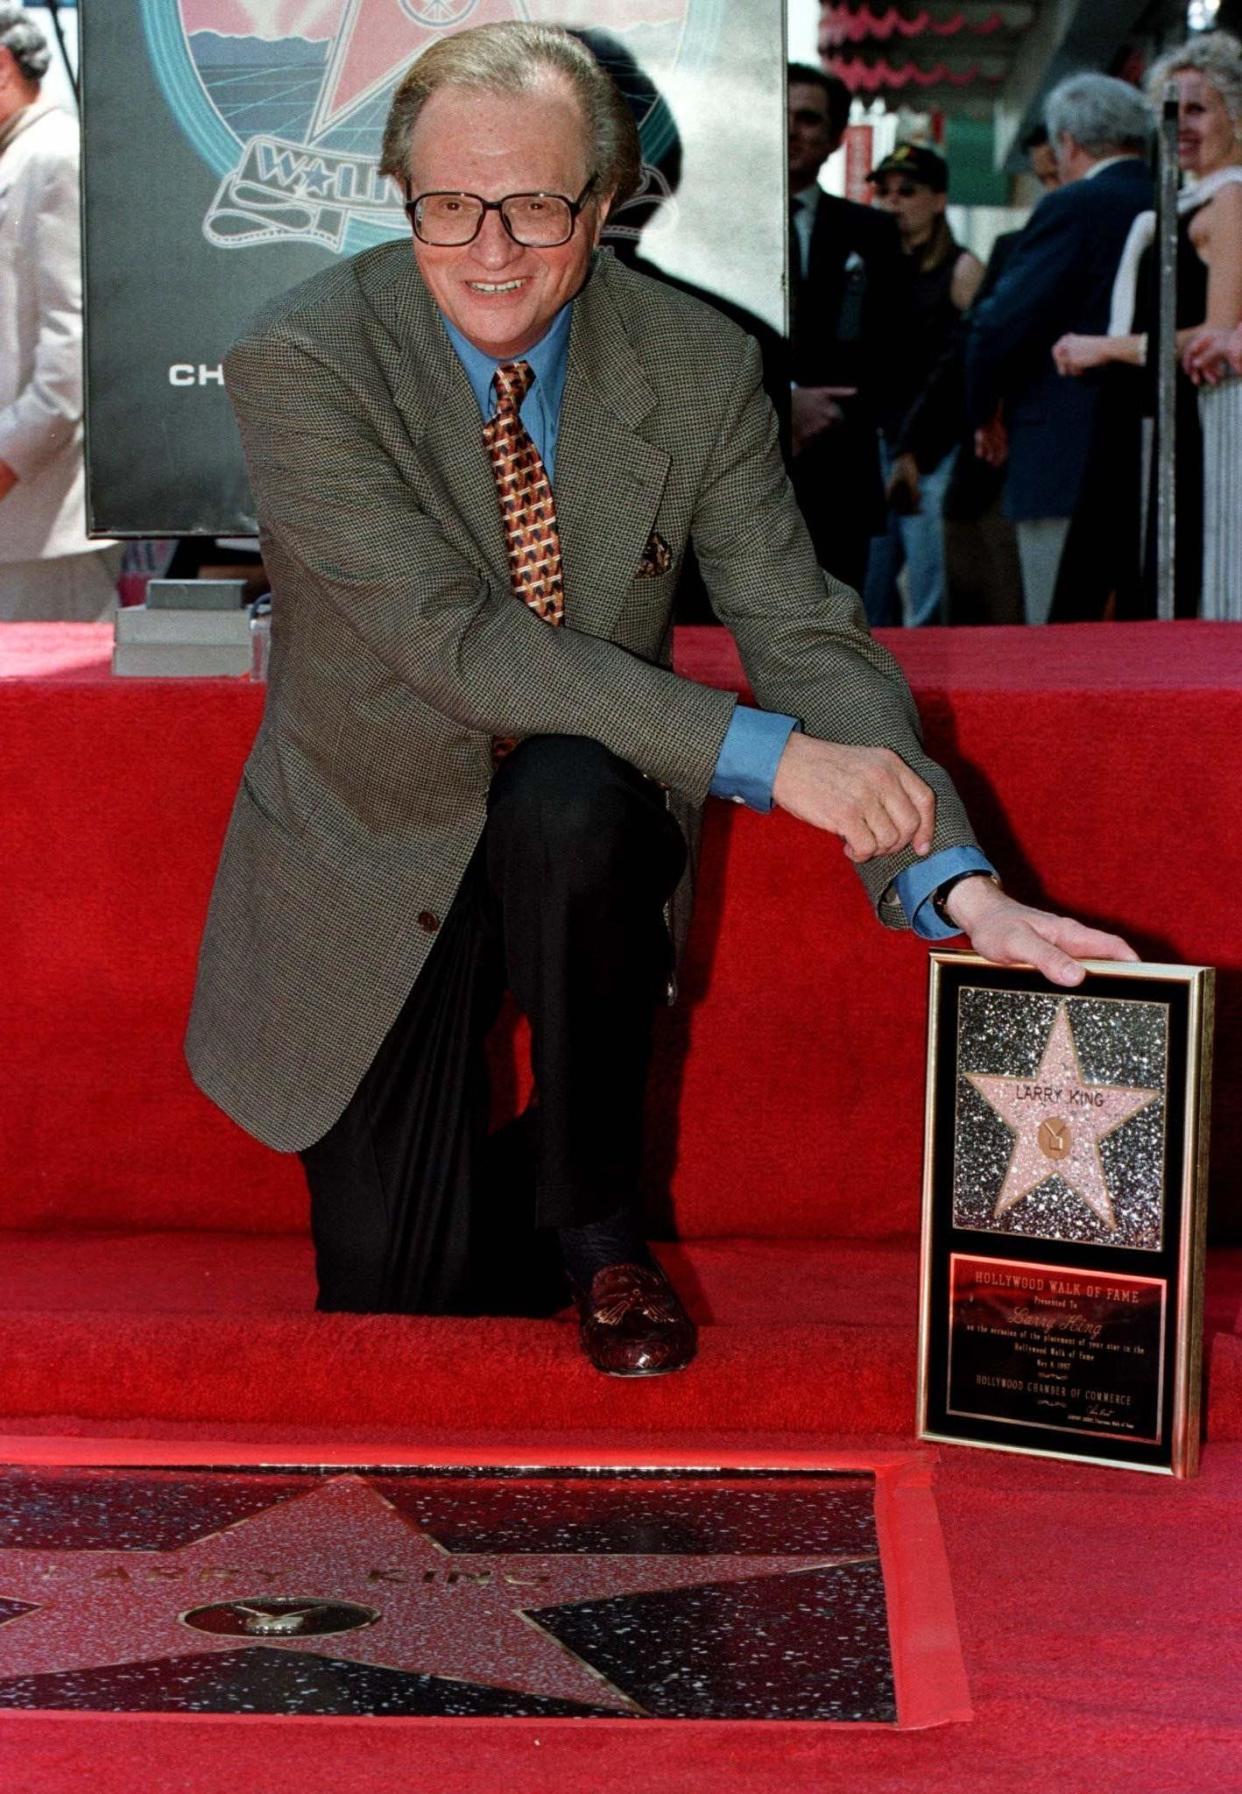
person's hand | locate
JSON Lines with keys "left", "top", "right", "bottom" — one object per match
{"left": 1181, "top": 324, "right": 1242, "bottom": 385}
{"left": 943, "top": 876, "right": 1139, "bottom": 989}
{"left": 886, "top": 451, "right": 922, "bottom": 516}
{"left": 973, "top": 413, "right": 1008, "bottom": 467}
{"left": 0, "top": 461, "right": 18, "bottom": 502}
{"left": 790, "top": 385, "right": 849, "bottom": 456}
{"left": 772, "top": 733, "right": 935, "bottom": 862}
{"left": 1052, "top": 333, "right": 1109, "bottom": 377}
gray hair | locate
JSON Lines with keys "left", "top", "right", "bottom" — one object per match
{"left": 1147, "top": 31, "right": 1242, "bottom": 122}
{"left": 0, "top": 4, "right": 50, "bottom": 84}
{"left": 379, "top": 22, "right": 641, "bottom": 203}
{"left": 1045, "top": 72, "right": 1154, "bottom": 157}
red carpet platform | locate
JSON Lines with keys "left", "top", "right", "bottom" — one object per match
{"left": 1, "top": 620, "right": 1239, "bottom": 1790}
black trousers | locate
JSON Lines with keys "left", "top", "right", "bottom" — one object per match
{"left": 299, "top": 736, "right": 687, "bottom": 1316}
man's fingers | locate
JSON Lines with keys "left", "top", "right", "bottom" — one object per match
{"left": 1041, "top": 924, "right": 1140, "bottom": 965}
{"left": 840, "top": 816, "right": 880, "bottom": 862}
{"left": 897, "top": 768, "right": 936, "bottom": 853}
{"left": 1028, "top": 941, "right": 1087, "bottom": 987}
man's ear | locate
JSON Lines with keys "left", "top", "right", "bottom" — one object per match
{"left": 592, "top": 189, "right": 616, "bottom": 245}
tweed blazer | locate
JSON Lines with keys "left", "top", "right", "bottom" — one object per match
{"left": 185, "top": 244, "right": 978, "bottom": 1151}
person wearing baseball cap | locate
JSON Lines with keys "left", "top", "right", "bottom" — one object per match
{"left": 867, "top": 142, "right": 949, "bottom": 193}
{"left": 861, "top": 142, "right": 983, "bottom": 627}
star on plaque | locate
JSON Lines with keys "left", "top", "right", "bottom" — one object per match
{"left": 0, "top": 1475, "right": 875, "bottom": 1717}
{"left": 965, "top": 1002, "right": 1160, "bottom": 1231}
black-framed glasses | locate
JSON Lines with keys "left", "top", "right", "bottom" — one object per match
{"left": 404, "top": 175, "right": 597, "bottom": 248}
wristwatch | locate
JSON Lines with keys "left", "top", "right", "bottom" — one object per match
{"left": 931, "top": 871, "right": 1002, "bottom": 928}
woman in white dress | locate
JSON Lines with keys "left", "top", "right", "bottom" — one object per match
{"left": 1052, "top": 33, "right": 1242, "bottom": 620}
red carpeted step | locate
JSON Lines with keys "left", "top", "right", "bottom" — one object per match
{"left": 0, "top": 1234, "right": 1237, "bottom": 1441}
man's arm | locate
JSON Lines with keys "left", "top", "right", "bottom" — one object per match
{"left": 686, "top": 336, "right": 1136, "bottom": 983}
{"left": 0, "top": 136, "right": 85, "bottom": 494}
{"left": 687, "top": 334, "right": 974, "bottom": 876}
{"left": 226, "top": 332, "right": 737, "bottom": 804}
{"left": 965, "top": 191, "right": 1085, "bottom": 425}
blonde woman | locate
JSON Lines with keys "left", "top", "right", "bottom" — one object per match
{"left": 1053, "top": 33, "right": 1242, "bottom": 618}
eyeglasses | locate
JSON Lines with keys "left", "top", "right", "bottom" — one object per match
{"left": 405, "top": 176, "right": 598, "bottom": 248}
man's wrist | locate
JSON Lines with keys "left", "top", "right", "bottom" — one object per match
{"left": 938, "top": 872, "right": 1003, "bottom": 930}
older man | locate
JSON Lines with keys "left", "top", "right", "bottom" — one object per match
{"left": 187, "top": 25, "right": 1134, "bottom": 1377}
{"left": 965, "top": 73, "right": 1154, "bottom": 624}
{"left": 0, "top": 5, "right": 120, "bottom": 617}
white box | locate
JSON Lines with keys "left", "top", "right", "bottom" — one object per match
{"left": 112, "top": 642, "right": 252, "bottom": 678}
{"left": 115, "top": 605, "right": 252, "bottom": 648}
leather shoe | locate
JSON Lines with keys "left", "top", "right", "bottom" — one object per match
{"left": 573, "top": 1262, "right": 696, "bottom": 1377}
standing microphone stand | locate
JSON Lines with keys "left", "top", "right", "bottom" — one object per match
{"left": 1153, "top": 83, "right": 1179, "bottom": 621}
{"left": 42, "top": 0, "right": 78, "bottom": 110}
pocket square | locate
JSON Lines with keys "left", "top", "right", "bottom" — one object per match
{"left": 636, "top": 532, "right": 673, "bottom": 579}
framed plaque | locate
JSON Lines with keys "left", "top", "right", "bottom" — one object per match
{"left": 917, "top": 955, "right": 1214, "bottom": 1476}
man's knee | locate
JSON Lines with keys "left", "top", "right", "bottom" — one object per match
{"left": 486, "top": 735, "right": 673, "bottom": 893}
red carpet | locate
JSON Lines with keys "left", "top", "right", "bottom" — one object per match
{"left": 1, "top": 621, "right": 1239, "bottom": 1788}
{"left": 0, "top": 1443, "right": 1236, "bottom": 1794}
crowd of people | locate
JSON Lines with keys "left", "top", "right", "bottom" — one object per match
{"left": 788, "top": 35, "right": 1242, "bottom": 626}
{"left": 2, "top": 4, "right": 1239, "bottom": 627}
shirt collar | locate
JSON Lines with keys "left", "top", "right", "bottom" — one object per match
{"left": 1084, "top": 154, "right": 1138, "bottom": 181}
{"left": 0, "top": 96, "right": 58, "bottom": 158}
{"left": 792, "top": 182, "right": 822, "bottom": 216}
{"left": 442, "top": 301, "right": 573, "bottom": 418}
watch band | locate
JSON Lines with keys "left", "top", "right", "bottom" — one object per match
{"left": 931, "top": 871, "right": 1002, "bottom": 927}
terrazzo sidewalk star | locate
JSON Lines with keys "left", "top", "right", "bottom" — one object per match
{"left": 0, "top": 1467, "right": 898, "bottom": 1720}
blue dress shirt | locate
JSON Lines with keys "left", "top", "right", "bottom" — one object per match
{"left": 442, "top": 308, "right": 996, "bottom": 939}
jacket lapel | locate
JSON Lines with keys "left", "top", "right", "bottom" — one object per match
{"left": 554, "top": 257, "right": 671, "bottom": 641}
{"left": 361, "top": 248, "right": 672, "bottom": 635}
{"left": 363, "top": 251, "right": 510, "bottom": 579}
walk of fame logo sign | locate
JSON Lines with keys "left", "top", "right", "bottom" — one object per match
{"left": 139, "top": 0, "right": 707, "bottom": 257}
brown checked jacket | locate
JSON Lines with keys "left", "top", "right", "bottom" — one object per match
{"left": 185, "top": 244, "right": 979, "bottom": 1152}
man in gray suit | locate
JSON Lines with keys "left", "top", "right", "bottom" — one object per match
{"left": 187, "top": 24, "right": 1134, "bottom": 1377}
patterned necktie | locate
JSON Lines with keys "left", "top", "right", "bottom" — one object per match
{"left": 482, "top": 360, "right": 565, "bottom": 626}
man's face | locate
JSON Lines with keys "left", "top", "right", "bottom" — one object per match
{"left": 1028, "top": 141, "right": 1060, "bottom": 191}
{"left": 407, "top": 81, "right": 610, "bottom": 359}
{"left": 788, "top": 81, "right": 838, "bottom": 190}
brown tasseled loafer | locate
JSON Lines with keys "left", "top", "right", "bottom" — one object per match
{"left": 573, "top": 1262, "right": 697, "bottom": 1377}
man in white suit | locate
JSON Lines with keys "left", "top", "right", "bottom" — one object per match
{"left": 0, "top": 6, "right": 119, "bottom": 617}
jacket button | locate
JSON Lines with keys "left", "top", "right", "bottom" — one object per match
{"left": 417, "top": 910, "right": 440, "bottom": 934}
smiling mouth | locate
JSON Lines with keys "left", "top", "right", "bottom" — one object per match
{"left": 467, "top": 279, "right": 528, "bottom": 294}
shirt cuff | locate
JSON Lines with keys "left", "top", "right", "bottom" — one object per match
{"left": 895, "top": 846, "right": 997, "bottom": 940}
{"left": 709, "top": 706, "right": 798, "bottom": 812}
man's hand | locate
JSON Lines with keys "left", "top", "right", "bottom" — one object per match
{"left": 790, "top": 385, "right": 853, "bottom": 457}
{"left": 944, "top": 875, "right": 1139, "bottom": 989}
{"left": 773, "top": 733, "right": 935, "bottom": 862}
{"left": 886, "top": 451, "right": 922, "bottom": 516}
{"left": 0, "top": 461, "right": 18, "bottom": 502}
{"left": 973, "top": 413, "right": 1008, "bottom": 468}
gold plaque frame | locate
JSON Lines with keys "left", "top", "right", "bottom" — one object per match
{"left": 917, "top": 955, "right": 1213, "bottom": 1477}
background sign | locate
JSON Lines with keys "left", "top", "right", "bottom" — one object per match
{"left": 82, "top": 0, "right": 785, "bottom": 536}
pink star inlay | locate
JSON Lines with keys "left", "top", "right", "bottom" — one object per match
{"left": 965, "top": 1003, "right": 1160, "bottom": 1231}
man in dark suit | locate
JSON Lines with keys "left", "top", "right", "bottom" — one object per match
{"left": 965, "top": 73, "right": 1154, "bottom": 623}
{"left": 786, "top": 65, "right": 910, "bottom": 592}
{"left": 187, "top": 26, "right": 1135, "bottom": 1380}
